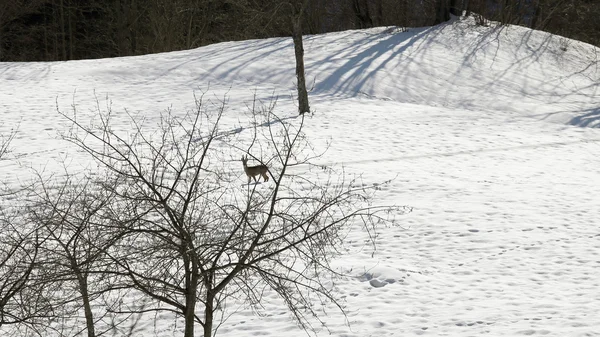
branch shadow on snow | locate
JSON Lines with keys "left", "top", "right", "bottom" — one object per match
{"left": 145, "top": 16, "right": 599, "bottom": 130}
{"left": 149, "top": 38, "right": 293, "bottom": 84}
{"left": 312, "top": 26, "right": 440, "bottom": 97}
{"left": 567, "top": 107, "right": 600, "bottom": 128}
{"left": 432, "top": 18, "right": 600, "bottom": 122}
{"left": 194, "top": 114, "right": 299, "bottom": 144}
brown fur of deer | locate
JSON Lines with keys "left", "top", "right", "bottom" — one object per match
{"left": 241, "top": 155, "right": 269, "bottom": 183}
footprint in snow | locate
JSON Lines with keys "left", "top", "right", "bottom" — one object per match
{"left": 358, "top": 272, "right": 407, "bottom": 288}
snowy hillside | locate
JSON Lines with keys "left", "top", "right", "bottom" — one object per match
{"left": 1, "top": 16, "right": 600, "bottom": 337}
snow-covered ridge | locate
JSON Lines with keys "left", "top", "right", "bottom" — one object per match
{"left": 2, "top": 16, "right": 598, "bottom": 126}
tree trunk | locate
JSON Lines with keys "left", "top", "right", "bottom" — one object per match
{"left": 184, "top": 255, "right": 198, "bottom": 337}
{"left": 184, "top": 294, "right": 196, "bottom": 337}
{"left": 203, "top": 291, "right": 214, "bottom": 337}
{"left": 68, "top": 5, "right": 74, "bottom": 59}
{"left": 292, "top": 15, "right": 310, "bottom": 115}
{"left": 464, "top": 0, "right": 471, "bottom": 17}
{"left": 530, "top": 0, "right": 540, "bottom": 29}
{"left": 69, "top": 257, "right": 96, "bottom": 337}
{"left": 116, "top": 0, "right": 129, "bottom": 56}
{"left": 449, "top": 0, "right": 461, "bottom": 16}
{"left": 352, "top": 0, "right": 373, "bottom": 28}
{"left": 78, "top": 274, "right": 96, "bottom": 337}
{"left": 59, "top": 0, "right": 67, "bottom": 60}
{"left": 435, "top": 0, "right": 451, "bottom": 24}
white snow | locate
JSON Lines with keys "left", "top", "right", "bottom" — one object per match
{"left": 1, "top": 16, "right": 600, "bottom": 336}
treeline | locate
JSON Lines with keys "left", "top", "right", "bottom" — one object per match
{"left": 1, "top": 0, "right": 599, "bottom": 62}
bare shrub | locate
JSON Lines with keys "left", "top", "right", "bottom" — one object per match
{"left": 55, "top": 91, "right": 406, "bottom": 337}
{"left": 0, "top": 192, "right": 53, "bottom": 334}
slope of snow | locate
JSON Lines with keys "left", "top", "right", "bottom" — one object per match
{"left": 1, "top": 16, "right": 600, "bottom": 337}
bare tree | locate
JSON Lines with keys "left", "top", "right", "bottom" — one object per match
{"left": 58, "top": 92, "right": 404, "bottom": 337}
{"left": 0, "top": 216, "right": 39, "bottom": 328}
{"left": 0, "top": 127, "right": 45, "bottom": 331}
{"left": 0, "top": 192, "right": 54, "bottom": 335}
{"left": 26, "top": 171, "right": 128, "bottom": 337}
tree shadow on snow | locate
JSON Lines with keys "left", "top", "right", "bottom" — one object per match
{"left": 568, "top": 107, "right": 600, "bottom": 128}
{"left": 312, "top": 25, "right": 441, "bottom": 97}
{"left": 193, "top": 114, "right": 299, "bottom": 144}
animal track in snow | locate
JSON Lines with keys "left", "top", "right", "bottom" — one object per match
{"left": 357, "top": 268, "right": 425, "bottom": 288}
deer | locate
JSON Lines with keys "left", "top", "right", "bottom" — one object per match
{"left": 241, "top": 155, "right": 269, "bottom": 184}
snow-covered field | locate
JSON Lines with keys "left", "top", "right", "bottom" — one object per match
{"left": 1, "top": 16, "right": 600, "bottom": 336}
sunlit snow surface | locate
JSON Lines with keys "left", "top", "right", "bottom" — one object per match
{"left": 1, "top": 16, "right": 600, "bottom": 336}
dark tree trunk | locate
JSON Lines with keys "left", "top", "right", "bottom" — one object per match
{"left": 59, "top": 0, "right": 67, "bottom": 59}
{"left": 116, "top": 0, "right": 130, "bottom": 56}
{"left": 435, "top": 0, "right": 452, "bottom": 24}
{"left": 184, "top": 253, "right": 198, "bottom": 337}
{"left": 530, "top": 0, "right": 540, "bottom": 29}
{"left": 68, "top": 254, "right": 95, "bottom": 337}
{"left": 449, "top": 0, "right": 461, "bottom": 16}
{"left": 184, "top": 295, "right": 196, "bottom": 337}
{"left": 292, "top": 10, "right": 310, "bottom": 115}
{"left": 203, "top": 291, "right": 215, "bottom": 337}
{"left": 352, "top": 0, "right": 373, "bottom": 28}
{"left": 78, "top": 275, "right": 96, "bottom": 337}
